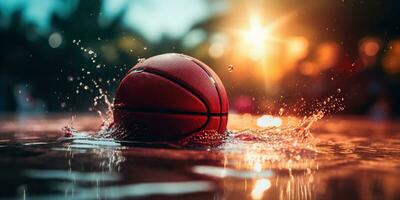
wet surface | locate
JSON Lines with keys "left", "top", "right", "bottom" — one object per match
{"left": 0, "top": 114, "right": 400, "bottom": 200}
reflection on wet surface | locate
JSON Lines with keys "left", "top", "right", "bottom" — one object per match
{"left": 0, "top": 114, "right": 400, "bottom": 199}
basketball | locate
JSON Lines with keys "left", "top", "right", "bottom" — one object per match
{"left": 113, "top": 53, "right": 228, "bottom": 143}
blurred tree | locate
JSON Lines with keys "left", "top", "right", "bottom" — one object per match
{"left": 0, "top": 1, "right": 154, "bottom": 112}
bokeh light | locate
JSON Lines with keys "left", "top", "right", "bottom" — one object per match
{"left": 256, "top": 115, "right": 282, "bottom": 128}
{"left": 383, "top": 40, "right": 400, "bottom": 74}
{"left": 251, "top": 178, "right": 271, "bottom": 200}
{"left": 48, "top": 32, "right": 63, "bottom": 48}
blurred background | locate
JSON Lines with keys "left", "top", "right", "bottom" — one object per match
{"left": 0, "top": 0, "right": 399, "bottom": 120}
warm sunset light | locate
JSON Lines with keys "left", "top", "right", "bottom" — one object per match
{"left": 244, "top": 17, "right": 269, "bottom": 46}
{"left": 242, "top": 17, "right": 271, "bottom": 59}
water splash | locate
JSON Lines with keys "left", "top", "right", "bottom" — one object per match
{"left": 63, "top": 41, "right": 344, "bottom": 158}
{"left": 137, "top": 58, "right": 146, "bottom": 63}
{"left": 62, "top": 92, "right": 339, "bottom": 157}
{"left": 222, "top": 112, "right": 323, "bottom": 163}
{"left": 62, "top": 107, "right": 326, "bottom": 166}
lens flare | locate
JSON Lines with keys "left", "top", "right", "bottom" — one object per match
{"left": 244, "top": 17, "right": 269, "bottom": 46}
{"left": 242, "top": 17, "right": 271, "bottom": 59}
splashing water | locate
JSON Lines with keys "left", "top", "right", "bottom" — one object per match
{"left": 62, "top": 73, "right": 342, "bottom": 162}
{"left": 63, "top": 40, "right": 344, "bottom": 163}
{"left": 222, "top": 112, "right": 324, "bottom": 164}
{"left": 137, "top": 58, "right": 146, "bottom": 63}
{"left": 62, "top": 94, "right": 331, "bottom": 166}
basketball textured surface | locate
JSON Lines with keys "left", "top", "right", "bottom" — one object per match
{"left": 113, "top": 53, "right": 228, "bottom": 143}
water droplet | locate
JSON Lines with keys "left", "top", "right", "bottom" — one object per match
{"left": 143, "top": 46, "right": 148, "bottom": 50}
{"left": 72, "top": 39, "right": 76, "bottom": 43}
{"left": 129, "top": 49, "right": 133, "bottom": 53}
{"left": 84, "top": 86, "right": 89, "bottom": 90}
{"left": 88, "top": 50, "right": 94, "bottom": 54}
{"left": 228, "top": 64, "right": 234, "bottom": 72}
{"left": 60, "top": 102, "right": 66, "bottom": 108}
{"left": 337, "top": 88, "right": 341, "bottom": 93}
{"left": 279, "top": 108, "right": 284, "bottom": 116}
{"left": 67, "top": 76, "right": 74, "bottom": 82}
{"left": 96, "top": 64, "right": 101, "bottom": 68}
{"left": 97, "top": 37, "right": 101, "bottom": 41}
{"left": 137, "top": 58, "right": 146, "bottom": 63}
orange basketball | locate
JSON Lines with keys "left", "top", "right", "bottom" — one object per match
{"left": 113, "top": 53, "right": 228, "bottom": 144}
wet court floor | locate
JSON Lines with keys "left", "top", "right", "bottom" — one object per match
{"left": 0, "top": 114, "right": 400, "bottom": 200}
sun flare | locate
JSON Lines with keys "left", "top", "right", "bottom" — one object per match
{"left": 242, "top": 17, "right": 271, "bottom": 59}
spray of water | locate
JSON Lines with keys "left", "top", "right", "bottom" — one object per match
{"left": 62, "top": 40, "right": 345, "bottom": 160}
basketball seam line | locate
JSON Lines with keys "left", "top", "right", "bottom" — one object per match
{"left": 129, "top": 68, "right": 212, "bottom": 138}
{"left": 190, "top": 59, "right": 225, "bottom": 132}
{"left": 114, "top": 106, "right": 228, "bottom": 116}
{"left": 132, "top": 68, "right": 211, "bottom": 113}
{"left": 190, "top": 60, "right": 224, "bottom": 114}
